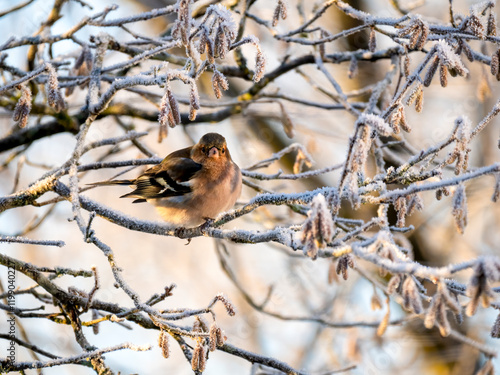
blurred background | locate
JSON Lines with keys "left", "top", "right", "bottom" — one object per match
{"left": 0, "top": 0, "right": 499, "bottom": 374}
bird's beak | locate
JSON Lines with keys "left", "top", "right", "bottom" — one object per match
{"left": 208, "top": 146, "right": 220, "bottom": 158}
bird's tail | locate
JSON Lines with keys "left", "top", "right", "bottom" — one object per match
{"left": 87, "top": 179, "right": 134, "bottom": 187}
{"left": 87, "top": 179, "right": 147, "bottom": 203}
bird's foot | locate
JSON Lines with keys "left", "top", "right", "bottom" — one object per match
{"left": 174, "top": 226, "right": 187, "bottom": 238}
{"left": 200, "top": 217, "right": 215, "bottom": 233}
{"left": 174, "top": 227, "right": 193, "bottom": 244}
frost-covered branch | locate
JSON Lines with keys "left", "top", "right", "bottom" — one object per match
{"left": 0, "top": 343, "right": 151, "bottom": 372}
{"left": 1, "top": 0, "right": 500, "bottom": 373}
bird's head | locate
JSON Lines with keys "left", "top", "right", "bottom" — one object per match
{"left": 191, "top": 133, "right": 232, "bottom": 164}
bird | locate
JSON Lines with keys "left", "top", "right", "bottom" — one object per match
{"left": 91, "top": 133, "right": 242, "bottom": 228}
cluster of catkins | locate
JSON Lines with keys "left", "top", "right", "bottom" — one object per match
{"left": 157, "top": 293, "right": 234, "bottom": 370}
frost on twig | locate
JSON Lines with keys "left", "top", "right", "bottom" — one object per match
{"left": 158, "top": 83, "right": 180, "bottom": 129}
{"left": 351, "top": 124, "right": 372, "bottom": 174}
{"left": 406, "top": 82, "right": 424, "bottom": 112}
{"left": 0, "top": 342, "right": 151, "bottom": 372}
{"left": 66, "top": 44, "right": 93, "bottom": 96}
{"left": 493, "top": 173, "right": 500, "bottom": 202}
{"left": 253, "top": 44, "right": 266, "bottom": 82}
{"left": 451, "top": 184, "right": 467, "bottom": 234}
{"left": 336, "top": 254, "right": 355, "bottom": 280}
{"left": 12, "top": 84, "right": 31, "bottom": 128}
{"left": 424, "top": 293, "right": 449, "bottom": 336}
{"left": 390, "top": 104, "right": 410, "bottom": 133}
{"left": 401, "top": 276, "right": 423, "bottom": 314}
{"left": 2, "top": 0, "right": 500, "bottom": 372}
{"left": 487, "top": 9, "right": 497, "bottom": 36}
{"left": 172, "top": 0, "right": 192, "bottom": 46}
{"left": 0, "top": 235, "right": 64, "bottom": 247}
{"left": 205, "top": 4, "right": 237, "bottom": 59}
{"left": 491, "top": 313, "right": 500, "bottom": 338}
{"left": 189, "top": 82, "right": 200, "bottom": 120}
{"left": 45, "top": 64, "right": 65, "bottom": 112}
{"left": 446, "top": 116, "right": 471, "bottom": 175}
{"left": 394, "top": 196, "right": 407, "bottom": 228}
{"left": 423, "top": 280, "right": 461, "bottom": 337}
{"left": 491, "top": 48, "right": 500, "bottom": 81}
{"left": 407, "top": 193, "right": 424, "bottom": 215}
{"left": 434, "top": 39, "right": 469, "bottom": 77}
{"left": 423, "top": 55, "right": 439, "bottom": 87}
{"left": 191, "top": 341, "right": 206, "bottom": 372}
{"left": 212, "top": 68, "right": 229, "bottom": 99}
{"left": 357, "top": 113, "right": 392, "bottom": 137}
{"left": 398, "top": 16, "right": 429, "bottom": 50}
{"left": 211, "top": 293, "right": 236, "bottom": 316}
{"left": 463, "top": 7, "right": 486, "bottom": 39}
{"left": 272, "top": 0, "right": 287, "bottom": 27}
{"left": 300, "top": 194, "right": 334, "bottom": 260}
{"left": 158, "top": 329, "right": 170, "bottom": 359}
{"left": 465, "top": 257, "right": 500, "bottom": 317}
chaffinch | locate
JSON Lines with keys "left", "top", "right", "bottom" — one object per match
{"left": 94, "top": 133, "right": 242, "bottom": 227}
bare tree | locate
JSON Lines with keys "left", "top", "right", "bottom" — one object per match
{"left": 1, "top": 0, "right": 500, "bottom": 374}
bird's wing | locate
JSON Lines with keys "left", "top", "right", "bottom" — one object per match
{"left": 163, "top": 146, "right": 192, "bottom": 160}
{"left": 120, "top": 156, "right": 202, "bottom": 202}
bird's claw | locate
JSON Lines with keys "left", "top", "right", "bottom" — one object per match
{"left": 200, "top": 217, "right": 215, "bottom": 232}
{"left": 174, "top": 227, "right": 192, "bottom": 244}
{"left": 174, "top": 218, "right": 213, "bottom": 240}
{"left": 174, "top": 226, "right": 186, "bottom": 238}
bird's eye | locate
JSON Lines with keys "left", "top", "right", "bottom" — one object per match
{"left": 201, "top": 146, "right": 206, "bottom": 153}
{"left": 221, "top": 148, "right": 225, "bottom": 154}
